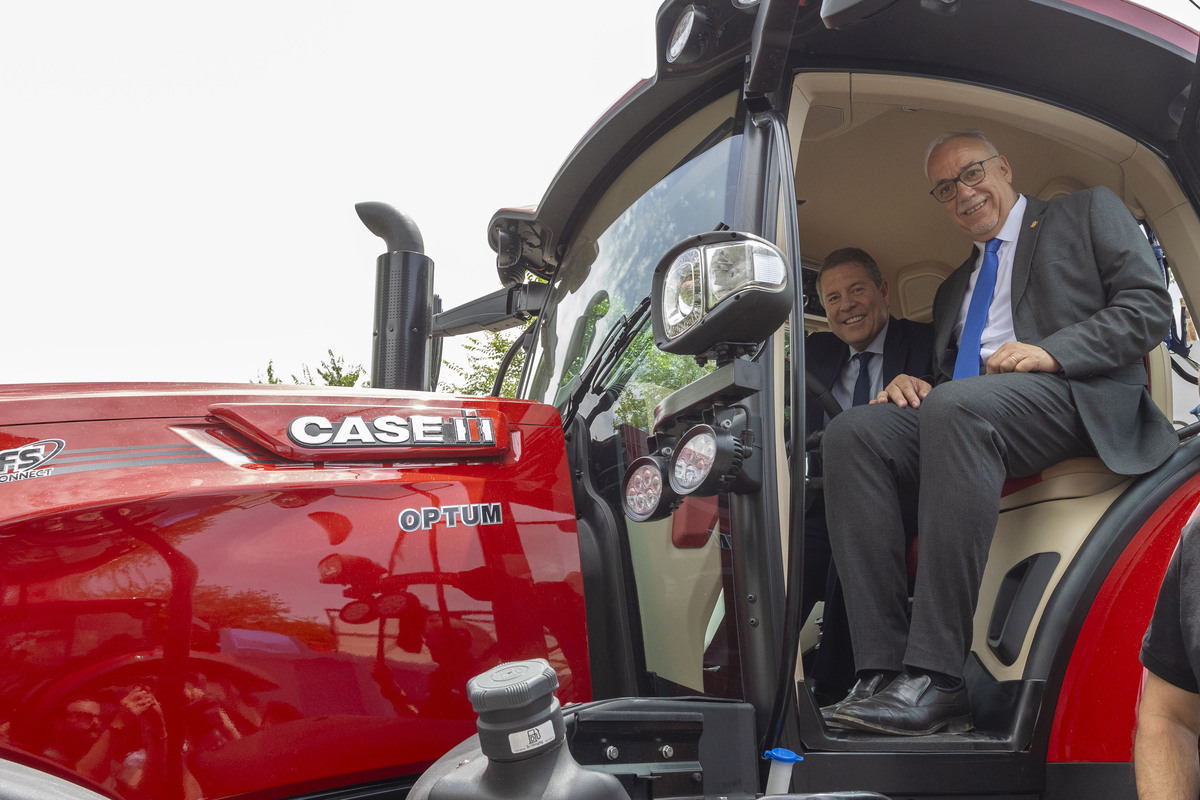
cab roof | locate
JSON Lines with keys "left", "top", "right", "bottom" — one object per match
{"left": 491, "top": 0, "right": 1199, "bottom": 276}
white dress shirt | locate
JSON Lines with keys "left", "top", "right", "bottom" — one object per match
{"left": 953, "top": 194, "right": 1028, "bottom": 361}
{"left": 831, "top": 319, "right": 890, "bottom": 411}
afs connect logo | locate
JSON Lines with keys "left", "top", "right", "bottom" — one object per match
{"left": 0, "top": 439, "right": 65, "bottom": 483}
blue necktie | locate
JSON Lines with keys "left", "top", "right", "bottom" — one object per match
{"left": 953, "top": 237, "right": 1003, "bottom": 380}
{"left": 852, "top": 352, "right": 874, "bottom": 406}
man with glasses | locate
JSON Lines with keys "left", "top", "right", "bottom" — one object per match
{"left": 821, "top": 129, "right": 1176, "bottom": 735}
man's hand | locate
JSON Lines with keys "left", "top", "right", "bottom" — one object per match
{"left": 1135, "top": 669, "right": 1200, "bottom": 799}
{"left": 986, "top": 342, "right": 1061, "bottom": 374}
{"left": 874, "top": 374, "right": 932, "bottom": 408}
{"left": 112, "top": 685, "right": 161, "bottom": 730}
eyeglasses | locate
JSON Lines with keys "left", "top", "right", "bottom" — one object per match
{"left": 929, "top": 155, "right": 1001, "bottom": 203}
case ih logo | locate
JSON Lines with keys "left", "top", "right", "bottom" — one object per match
{"left": 0, "top": 438, "right": 65, "bottom": 483}
{"left": 287, "top": 410, "right": 496, "bottom": 448}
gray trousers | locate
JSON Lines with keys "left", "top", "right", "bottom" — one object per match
{"left": 821, "top": 372, "right": 1093, "bottom": 677}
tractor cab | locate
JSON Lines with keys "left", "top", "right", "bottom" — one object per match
{"left": 410, "top": 0, "right": 1200, "bottom": 797}
{"left": 7, "top": 2, "right": 1200, "bottom": 800}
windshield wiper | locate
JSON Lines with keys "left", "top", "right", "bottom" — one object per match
{"left": 559, "top": 296, "right": 651, "bottom": 430}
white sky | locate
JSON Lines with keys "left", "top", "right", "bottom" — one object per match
{"left": 1, "top": 1, "right": 658, "bottom": 386}
{"left": 2, "top": 1, "right": 1198, "bottom": 388}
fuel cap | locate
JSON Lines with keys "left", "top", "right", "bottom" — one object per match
{"left": 467, "top": 659, "right": 564, "bottom": 762}
{"left": 469, "top": 659, "right": 559, "bottom": 713}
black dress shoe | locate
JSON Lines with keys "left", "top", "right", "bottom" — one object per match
{"left": 811, "top": 681, "right": 852, "bottom": 709}
{"left": 829, "top": 672, "right": 973, "bottom": 735}
{"left": 819, "top": 672, "right": 894, "bottom": 724}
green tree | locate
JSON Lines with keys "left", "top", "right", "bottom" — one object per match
{"left": 609, "top": 327, "right": 713, "bottom": 431}
{"left": 260, "top": 361, "right": 284, "bottom": 384}
{"left": 256, "top": 350, "right": 368, "bottom": 387}
{"left": 192, "top": 583, "right": 333, "bottom": 651}
{"left": 440, "top": 328, "right": 526, "bottom": 397}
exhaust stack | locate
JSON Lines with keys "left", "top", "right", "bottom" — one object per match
{"left": 356, "top": 201, "right": 434, "bottom": 391}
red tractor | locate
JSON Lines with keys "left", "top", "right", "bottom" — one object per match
{"left": 4, "top": 1, "right": 1200, "bottom": 798}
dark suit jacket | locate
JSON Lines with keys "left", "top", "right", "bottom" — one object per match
{"left": 805, "top": 316, "right": 935, "bottom": 512}
{"left": 931, "top": 186, "right": 1177, "bottom": 475}
{"left": 806, "top": 316, "right": 935, "bottom": 435}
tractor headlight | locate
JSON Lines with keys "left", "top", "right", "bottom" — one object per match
{"left": 318, "top": 553, "right": 385, "bottom": 586}
{"left": 662, "top": 247, "right": 704, "bottom": 340}
{"left": 651, "top": 231, "right": 791, "bottom": 356}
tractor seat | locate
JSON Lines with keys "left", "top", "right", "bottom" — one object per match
{"left": 998, "top": 457, "right": 1125, "bottom": 511}
{"left": 905, "top": 457, "right": 1124, "bottom": 579}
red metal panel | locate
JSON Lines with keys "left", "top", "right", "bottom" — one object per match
{"left": 1060, "top": 0, "right": 1199, "bottom": 51}
{"left": 1046, "top": 474, "right": 1200, "bottom": 762}
{"left": 0, "top": 385, "right": 587, "bottom": 799}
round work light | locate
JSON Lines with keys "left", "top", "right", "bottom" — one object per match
{"left": 669, "top": 424, "right": 746, "bottom": 496}
{"left": 666, "top": 5, "right": 709, "bottom": 65}
{"left": 339, "top": 599, "right": 378, "bottom": 625}
{"left": 622, "top": 455, "right": 679, "bottom": 522}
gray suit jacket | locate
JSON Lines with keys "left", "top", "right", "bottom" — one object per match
{"left": 930, "top": 187, "right": 1177, "bottom": 475}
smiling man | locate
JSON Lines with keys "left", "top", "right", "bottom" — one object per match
{"left": 802, "top": 248, "right": 933, "bottom": 704}
{"left": 812, "top": 248, "right": 934, "bottom": 407}
{"left": 818, "top": 250, "right": 891, "bottom": 351}
{"left": 820, "top": 129, "right": 1177, "bottom": 736}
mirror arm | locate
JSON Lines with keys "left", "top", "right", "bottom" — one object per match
{"left": 432, "top": 282, "right": 549, "bottom": 337}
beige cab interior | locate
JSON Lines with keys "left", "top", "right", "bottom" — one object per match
{"left": 789, "top": 71, "right": 1198, "bottom": 683}
{"left": 616, "top": 69, "right": 1197, "bottom": 699}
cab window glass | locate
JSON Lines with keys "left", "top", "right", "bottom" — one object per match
{"left": 526, "top": 94, "right": 739, "bottom": 414}
{"left": 525, "top": 91, "right": 746, "bottom": 698}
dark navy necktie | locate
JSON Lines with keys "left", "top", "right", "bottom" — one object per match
{"left": 953, "top": 237, "right": 1003, "bottom": 380}
{"left": 852, "top": 351, "right": 874, "bottom": 406}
